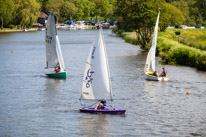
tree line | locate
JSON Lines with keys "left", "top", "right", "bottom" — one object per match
{"left": 0, "top": 0, "right": 205, "bottom": 36}
{"left": 0, "top": 0, "right": 115, "bottom": 29}
{"left": 114, "top": 0, "right": 206, "bottom": 48}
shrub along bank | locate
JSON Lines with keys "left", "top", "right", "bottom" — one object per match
{"left": 121, "top": 28, "right": 206, "bottom": 71}
{"left": 157, "top": 37, "right": 206, "bottom": 70}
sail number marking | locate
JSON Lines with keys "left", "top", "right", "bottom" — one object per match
{"left": 85, "top": 69, "right": 94, "bottom": 88}
{"left": 46, "top": 35, "right": 52, "bottom": 44}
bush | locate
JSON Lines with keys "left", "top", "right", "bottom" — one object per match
{"left": 123, "top": 35, "right": 138, "bottom": 45}
{"left": 158, "top": 37, "right": 206, "bottom": 70}
{"left": 195, "top": 52, "right": 206, "bottom": 70}
{"left": 175, "top": 31, "right": 181, "bottom": 35}
{"left": 9, "top": 25, "right": 14, "bottom": 29}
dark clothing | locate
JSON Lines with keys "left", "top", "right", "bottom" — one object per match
{"left": 98, "top": 100, "right": 106, "bottom": 109}
{"left": 99, "top": 105, "right": 105, "bottom": 109}
{"left": 160, "top": 69, "right": 166, "bottom": 77}
{"left": 160, "top": 72, "right": 166, "bottom": 76}
{"left": 153, "top": 72, "right": 158, "bottom": 76}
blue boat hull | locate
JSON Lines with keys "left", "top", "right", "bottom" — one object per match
{"left": 79, "top": 107, "right": 126, "bottom": 114}
{"left": 46, "top": 71, "right": 67, "bottom": 78}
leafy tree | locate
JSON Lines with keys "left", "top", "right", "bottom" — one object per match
{"left": 159, "top": 3, "right": 185, "bottom": 31}
{"left": 104, "top": 0, "right": 116, "bottom": 22}
{"left": 59, "top": 0, "right": 91, "bottom": 22}
{"left": 197, "top": 0, "right": 206, "bottom": 20}
{"left": 60, "top": 1, "right": 77, "bottom": 22}
{"left": 165, "top": 0, "right": 176, "bottom": 2}
{"left": 0, "top": 0, "right": 14, "bottom": 29}
{"left": 194, "top": 0, "right": 206, "bottom": 26}
{"left": 90, "top": 0, "right": 110, "bottom": 22}
{"left": 80, "top": 0, "right": 96, "bottom": 20}
{"left": 47, "top": 0, "right": 94, "bottom": 22}
{"left": 68, "top": 0, "right": 84, "bottom": 21}
{"left": 114, "top": 0, "right": 164, "bottom": 48}
{"left": 171, "top": 0, "right": 190, "bottom": 25}
{"left": 12, "top": 0, "right": 41, "bottom": 28}
{"left": 170, "top": 0, "right": 206, "bottom": 26}
{"left": 45, "top": 0, "right": 64, "bottom": 22}
{"left": 190, "top": 7, "right": 203, "bottom": 26}
{"left": 36, "top": 0, "right": 49, "bottom": 14}
{"left": 41, "top": 0, "right": 115, "bottom": 22}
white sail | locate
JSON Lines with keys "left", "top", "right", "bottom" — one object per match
{"left": 144, "top": 11, "right": 160, "bottom": 72}
{"left": 81, "top": 28, "right": 112, "bottom": 100}
{"left": 45, "top": 12, "right": 65, "bottom": 71}
{"left": 56, "top": 35, "right": 65, "bottom": 72}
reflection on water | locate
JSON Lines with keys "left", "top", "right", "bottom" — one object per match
{"left": 79, "top": 115, "right": 108, "bottom": 136}
{"left": 0, "top": 30, "right": 206, "bottom": 136}
{"left": 44, "top": 78, "right": 65, "bottom": 92}
{"left": 79, "top": 114, "right": 126, "bottom": 137}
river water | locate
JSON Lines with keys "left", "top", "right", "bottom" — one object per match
{"left": 0, "top": 29, "right": 206, "bottom": 137}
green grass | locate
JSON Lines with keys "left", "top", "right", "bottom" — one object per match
{"left": 0, "top": 28, "right": 20, "bottom": 31}
{"left": 159, "top": 28, "right": 206, "bottom": 50}
{"left": 157, "top": 36, "right": 206, "bottom": 70}
{"left": 121, "top": 32, "right": 138, "bottom": 45}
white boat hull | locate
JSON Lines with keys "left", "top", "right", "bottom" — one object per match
{"left": 145, "top": 72, "right": 169, "bottom": 81}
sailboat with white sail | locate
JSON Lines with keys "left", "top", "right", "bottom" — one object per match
{"left": 79, "top": 28, "right": 126, "bottom": 114}
{"left": 45, "top": 12, "right": 67, "bottom": 78}
{"left": 144, "top": 11, "right": 168, "bottom": 81}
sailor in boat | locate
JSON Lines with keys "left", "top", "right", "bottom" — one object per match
{"left": 54, "top": 66, "right": 60, "bottom": 73}
{"left": 159, "top": 67, "right": 167, "bottom": 77}
{"left": 152, "top": 71, "right": 158, "bottom": 76}
{"left": 95, "top": 100, "right": 107, "bottom": 110}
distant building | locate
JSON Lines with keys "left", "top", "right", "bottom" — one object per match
{"left": 37, "top": 12, "right": 48, "bottom": 26}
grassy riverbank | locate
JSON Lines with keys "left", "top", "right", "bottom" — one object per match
{"left": 122, "top": 28, "right": 206, "bottom": 71}
{"left": 0, "top": 28, "right": 37, "bottom": 32}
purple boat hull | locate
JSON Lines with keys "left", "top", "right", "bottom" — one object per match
{"left": 79, "top": 107, "right": 126, "bottom": 114}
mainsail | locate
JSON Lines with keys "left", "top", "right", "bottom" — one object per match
{"left": 56, "top": 35, "right": 65, "bottom": 72}
{"left": 45, "top": 12, "right": 65, "bottom": 71}
{"left": 81, "top": 28, "right": 112, "bottom": 100}
{"left": 144, "top": 11, "right": 160, "bottom": 72}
